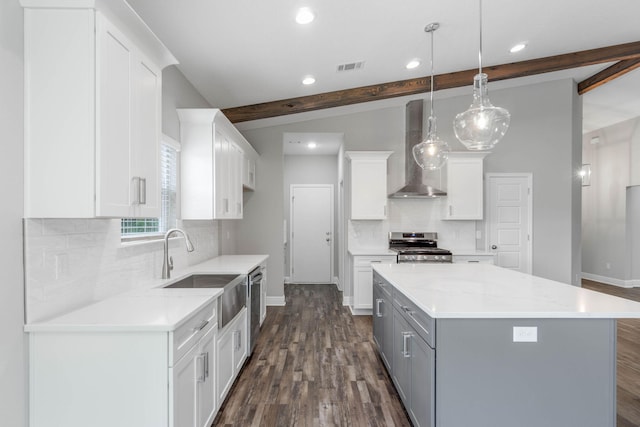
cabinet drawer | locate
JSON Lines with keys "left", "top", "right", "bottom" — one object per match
{"left": 172, "top": 300, "right": 217, "bottom": 364}
{"left": 354, "top": 256, "right": 396, "bottom": 267}
{"left": 393, "top": 290, "right": 435, "bottom": 348}
{"left": 373, "top": 270, "right": 392, "bottom": 298}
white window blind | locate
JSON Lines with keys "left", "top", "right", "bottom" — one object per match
{"left": 121, "top": 139, "right": 179, "bottom": 237}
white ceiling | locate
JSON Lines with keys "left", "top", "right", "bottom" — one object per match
{"left": 283, "top": 133, "right": 344, "bottom": 156}
{"left": 127, "top": 0, "right": 640, "bottom": 133}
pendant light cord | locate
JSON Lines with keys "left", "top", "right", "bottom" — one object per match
{"left": 429, "top": 28, "right": 435, "bottom": 117}
{"left": 478, "top": 0, "right": 483, "bottom": 75}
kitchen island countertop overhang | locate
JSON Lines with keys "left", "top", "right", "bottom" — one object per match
{"left": 372, "top": 262, "right": 640, "bottom": 319}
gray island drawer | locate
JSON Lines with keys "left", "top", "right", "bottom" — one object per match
{"left": 393, "top": 289, "right": 435, "bottom": 347}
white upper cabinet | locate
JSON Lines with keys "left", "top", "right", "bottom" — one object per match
{"left": 346, "top": 151, "right": 393, "bottom": 220}
{"left": 443, "top": 152, "right": 488, "bottom": 220}
{"left": 22, "top": 0, "right": 177, "bottom": 218}
{"left": 178, "top": 109, "right": 259, "bottom": 220}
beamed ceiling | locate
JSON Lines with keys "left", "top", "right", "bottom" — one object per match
{"left": 222, "top": 41, "right": 640, "bottom": 123}
{"left": 126, "top": 0, "right": 640, "bottom": 132}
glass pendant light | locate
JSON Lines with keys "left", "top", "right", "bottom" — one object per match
{"left": 413, "top": 22, "right": 450, "bottom": 170}
{"left": 453, "top": 0, "right": 510, "bottom": 150}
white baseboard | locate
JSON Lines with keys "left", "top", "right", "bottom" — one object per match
{"left": 333, "top": 276, "right": 342, "bottom": 290}
{"left": 284, "top": 276, "right": 291, "bottom": 284}
{"left": 343, "top": 296, "right": 352, "bottom": 307}
{"left": 349, "top": 306, "right": 372, "bottom": 316}
{"left": 266, "top": 296, "right": 286, "bottom": 306}
{"left": 582, "top": 273, "right": 639, "bottom": 288}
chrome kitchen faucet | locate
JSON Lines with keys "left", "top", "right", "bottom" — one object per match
{"left": 162, "top": 228, "right": 195, "bottom": 279}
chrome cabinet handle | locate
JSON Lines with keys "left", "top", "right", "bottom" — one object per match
{"left": 192, "top": 319, "right": 209, "bottom": 332}
{"left": 401, "top": 305, "right": 416, "bottom": 317}
{"left": 402, "top": 332, "right": 411, "bottom": 358}
{"left": 204, "top": 352, "right": 209, "bottom": 378}
{"left": 491, "top": 245, "right": 497, "bottom": 249}
{"left": 196, "top": 353, "right": 206, "bottom": 383}
{"left": 375, "top": 299, "right": 383, "bottom": 317}
{"left": 139, "top": 178, "right": 146, "bottom": 205}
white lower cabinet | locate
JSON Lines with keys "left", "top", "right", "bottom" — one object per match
{"left": 351, "top": 255, "right": 396, "bottom": 312}
{"left": 217, "top": 308, "right": 248, "bottom": 405}
{"left": 28, "top": 299, "right": 218, "bottom": 427}
{"left": 171, "top": 324, "right": 217, "bottom": 427}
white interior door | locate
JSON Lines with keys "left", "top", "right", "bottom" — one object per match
{"left": 486, "top": 174, "right": 533, "bottom": 274}
{"left": 291, "top": 185, "right": 333, "bottom": 283}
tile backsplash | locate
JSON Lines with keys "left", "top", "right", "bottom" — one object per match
{"left": 24, "top": 219, "right": 220, "bottom": 322}
{"left": 348, "top": 198, "right": 477, "bottom": 251}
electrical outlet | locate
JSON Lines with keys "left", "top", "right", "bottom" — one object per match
{"left": 513, "top": 326, "right": 538, "bottom": 343}
{"left": 605, "top": 262, "right": 611, "bottom": 270}
{"left": 476, "top": 230, "right": 482, "bottom": 240}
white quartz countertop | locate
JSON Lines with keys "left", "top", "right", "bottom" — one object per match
{"left": 24, "top": 289, "right": 223, "bottom": 332}
{"left": 24, "top": 254, "right": 268, "bottom": 332}
{"left": 451, "top": 250, "right": 495, "bottom": 257}
{"left": 372, "top": 263, "right": 640, "bottom": 319}
{"left": 185, "top": 254, "right": 268, "bottom": 275}
{"left": 348, "top": 248, "right": 397, "bottom": 256}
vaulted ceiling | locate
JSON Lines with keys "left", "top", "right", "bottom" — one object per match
{"left": 127, "top": 0, "right": 640, "bottom": 132}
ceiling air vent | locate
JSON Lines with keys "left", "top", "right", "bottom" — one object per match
{"left": 337, "top": 61, "right": 365, "bottom": 72}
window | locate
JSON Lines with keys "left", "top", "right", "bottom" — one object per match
{"left": 121, "top": 135, "right": 179, "bottom": 239}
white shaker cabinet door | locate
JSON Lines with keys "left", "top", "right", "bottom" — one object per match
{"left": 96, "top": 14, "right": 162, "bottom": 218}
{"left": 171, "top": 343, "right": 199, "bottom": 427}
{"left": 443, "top": 152, "right": 488, "bottom": 220}
{"left": 132, "top": 56, "right": 162, "bottom": 218}
{"left": 95, "top": 15, "right": 134, "bottom": 218}
{"left": 197, "top": 325, "right": 217, "bottom": 427}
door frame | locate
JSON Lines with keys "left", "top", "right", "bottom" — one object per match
{"left": 289, "top": 184, "right": 335, "bottom": 283}
{"left": 484, "top": 173, "right": 533, "bottom": 274}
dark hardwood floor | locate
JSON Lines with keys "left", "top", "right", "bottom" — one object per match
{"left": 213, "top": 283, "right": 411, "bottom": 426}
{"left": 214, "top": 281, "right": 640, "bottom": 427}
{"left": 582, "top": 280, "right": 640, "bottom": 427}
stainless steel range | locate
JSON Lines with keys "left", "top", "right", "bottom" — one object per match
{"left": 389, "top": 231, "right": 452, "bottom": 263}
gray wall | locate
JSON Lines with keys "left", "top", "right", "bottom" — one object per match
{"left": 0, "top": 1, "right": 26, "bottom": 425}
{"left": 283, "top": 155, "right": 339, "bottom": 280}
{"left": 582, "top": 117, "right": 640, "bottom": 285}
{"left": 239, "top": 78, "right": 583, "bottom": 300}
{"left": 162, "top": 65, "right": 211, "bottom": 140}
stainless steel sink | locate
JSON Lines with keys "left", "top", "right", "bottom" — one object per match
{"left": 164, "top": 273, "right": 247, "bottom": 329}
{"left": 164, "top": 274, "right": 241, "bottom": 289}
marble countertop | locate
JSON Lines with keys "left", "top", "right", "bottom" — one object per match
{"left": 450, "top": 250, "right": 495, "bottom": 257}
{"left": 348, "top": 248, "right": 397, "bottom": 256}
{"left": 24, "top": 254, "right": 268, "bottom": 332}
{"left": 372, "top": 263, "right": 640, "bottom": 319}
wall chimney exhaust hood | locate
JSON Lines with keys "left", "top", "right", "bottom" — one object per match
{"left": 389, "top": 100, "right": 446, "bottom": 198}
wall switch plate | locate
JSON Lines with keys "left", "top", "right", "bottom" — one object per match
{"left": 513, "top": 326, "right": 538, "bottom": 342}
{"left": 476, "top": 230, "right": 482, "bottom": 239}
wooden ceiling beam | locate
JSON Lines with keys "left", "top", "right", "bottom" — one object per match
{"left": 577, "top": 58, "right": 640, "bottom": 95}
{"left": 222, "top": 41, "right": 640, "bottom": 123}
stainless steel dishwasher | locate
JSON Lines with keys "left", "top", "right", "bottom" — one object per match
{"left": 247, "top": 266, "right": 263, "bottom": 355}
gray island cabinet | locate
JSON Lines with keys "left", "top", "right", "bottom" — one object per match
{"left": 372, "top": 263, "right": 640, "bottom": 427}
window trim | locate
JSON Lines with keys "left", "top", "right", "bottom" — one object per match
{"left": 120, "top": 133, "right": 181, "bottom": 241}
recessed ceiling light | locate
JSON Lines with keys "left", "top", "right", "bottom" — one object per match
{"left": 302, "top": 76, "right": 316, "bottom": 85}
{"left": 296, "top": 7, "right": 315, "bottom": 24}
{"left": 406, "top": 59, "right": 421, "bottom": 69}
{"left": 510, "top": 43, "right": 527, "bottom": 53}
{"left": 307, "top": 142, "right": 317, "bottom": 149}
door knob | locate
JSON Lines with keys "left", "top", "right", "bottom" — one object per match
{"left": 491, "top": 245, "right": 497, "bottom": 249}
